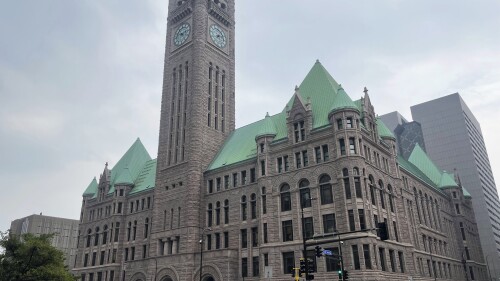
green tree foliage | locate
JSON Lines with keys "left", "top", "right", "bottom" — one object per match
{"left": 0, "top": 231, "right": 77, "bottom": 281}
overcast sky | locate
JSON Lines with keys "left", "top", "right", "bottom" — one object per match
{"left": 1, "top": 0, "right": 499, "bottom": 232}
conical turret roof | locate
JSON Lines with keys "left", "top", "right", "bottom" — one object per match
{"left": 255, "top": 113, "right": 277, "bottom": 139}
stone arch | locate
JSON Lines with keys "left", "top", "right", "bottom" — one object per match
{"left": 193, "top": 263, "right": 223, "bottom": 281}
{"left": 130, "top": 271, "right": 147, "bottom": 281}
{"left": 157, "top": 266, "right": 179, "bottom": 281}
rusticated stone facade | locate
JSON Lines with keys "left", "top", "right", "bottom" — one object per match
{"left": 73, "top": 1, "right": 488, "bottom": 281}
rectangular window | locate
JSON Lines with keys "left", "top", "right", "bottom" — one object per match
{"left": 264, "top": 253, "right": 269, "bottom": 266}
{"left": 293, "top": 121, "right": 305, "bottom": 142}
{"left": 233, "top": 173, "right": 238, "bottom": 187}
{"left": 224, "top": 232, "right": 229, "bottom": 248}
{"left": 339, "top": 138, "right": 346, "bottom": 155}
{"left": 358, "top": 209, "right": 366, "bottom": 230}
{"left": 250, "top": 168, "right": 256, "bottom": 183}
{"left": 253, "top": 256, "right": 259, "bottom": 277}
{"left": 398, "top": 251, "right": 405, "bottom": 273}
{"left": 303, "top": 217, "right": 314, "bottom": 239}
{"left": 216, "top": 177, "right": 221, "bottom": 191}
{"left": 302, "top": 150, "right": 308, "bottom": 167}
{"left": 208, "top": 180, "right": 213, "bottom": 193}
{"left": 348, "top": 210, "right": 355, "bottom": 231}
{"left": 100, "top": 251, "right": 105, "bottom": 265}
{"left": 224, "top": 175, "right": 229, "bottom": 189}
{"left": 349, "top": 137, "right": 356, "bottom": 154}
{"left": 131, "top": 247, "right": 135, "bottom": 261}
{"left": 84, "top": 254, "right": 89, "bottom": 267}
{"left": 241, "top": 171, "right": 247, "bottom": 185}
{"left": 344, "top": 177, "right": 352, "bottom": 199}
{"left": 242, "top": 258, "right": 248, "bottom": 277}
{"left": 393, "top": 221, "right": 399, "bottom": 242}
{"left": 277, "top": 157, "right": 283, "bottom": 173}
{"left": 251, "top": 227, "right": 258, "bottom": 247}
{"left": 389, "top": 250, "right": 396, "bottom": 272}
{"left": 352, "top": 245, "right": 360, "bottom": 270}
{"left": 124, "top": 249, "right": 128, "bottom": 262}
{"left": 363, "top": 244, "right": 372, "bottom": 269}
{"left": 323, "top": 213, "right": 336, "bottom": 233}
{"left": 322, "top": 144, "right": 329, "bottom": 161}
{"left": 354, "top": 177, "right": 362, "bottom": 198}
{"left": 143, "top": 245, "right": 147, "bottom": 259}
{"left": 295, "top": 152, "right": 302, "bottom": 168}
{"left": 241, "top": 229, "right": 247, "bottom": 248}
{"left": 260, "top": 160, "right": 266, "bottom": 176}
{"left": 284, "top": 156, "right": 289, "bottom": 171}
{"left": 263, "top": 223, "right": 268, "bottom": 243}
{"left": 346, "top": 117, "right": 353, "bottom": 128}
{"left": 379, "top": 248, "right": 386, "bottom": 271}
{"left": 315, "top": 146, "right": 322, "bottom": 163}
{"left": 117, "top": 202, "right": 122, "bottom": 214}
{"left": 282, "top": 252, "right": 295, "bottom": 274}
{"left": 215, "top": 233, "right": 220, "bottom": 249}
{"left": 206, "top": 234, "right": 212, "bottom": 250}
{"left": 282, "top": 220, "right": 293, "bottom": 242}
{"left": 337, "top": 118, "right": 343, "bottom": 129}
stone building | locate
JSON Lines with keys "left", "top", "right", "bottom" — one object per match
{"left": 72, "top": 0, "right": 488, "bottom": 280}
{"left": 10, "top": 214, "right": 79, "bottom": 269}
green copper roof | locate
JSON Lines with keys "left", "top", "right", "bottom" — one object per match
{"left": 439, "top": 172, "right": 459, "bottom": 188}
{"left": 108, "top": 138, "right": 152, "bottom": 194}
{"left": 328, "top": 86, "right": 359, "bottom": 115}
{"left": 377, "top": 118, "right": 395, "bottom": 139}
{"left": 397, "top": 156, "right": 437, "bottom": 188}
{"left": 83, "top": 177, "right": 98, "bottom": 196}
{"left": 130, "top": 159, "right": 157, "bottom": 195}
{"left": 463, "top": 187, "right": 472, "bottom": 198}
{"left": 209, "top": 61, "right": 362, "bottom": 171}
{"left": 408, "top": 144, "right": 443, "bottom": 185}
{"left": 255, "top": 113, "right": 277, "bottom": 139}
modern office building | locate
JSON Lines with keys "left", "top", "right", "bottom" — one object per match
{"left": 411, "top": 93, "right": 500, "bottom": 280}
{"left": 380, "top": 111, "right": 426, "bottom": 160}
{"left": 72, "top": 1, "right": 488, "bottom": 280}
{"left": 10, "top": 214, "right": 80, "bottom": 269}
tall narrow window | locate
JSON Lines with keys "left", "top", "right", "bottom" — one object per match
{"left": 224, "top": 199, "right": 229, "bottom": 224}
{"left": 294, "top": 121, "right": 305, "bottom": 142}
{"left": 302, "top": 217, "right": 314, "bottom": 239}
{"left": 322, "top": 144, "right": 329, "bottom": 161}
{"left": 379, "top": 180, "right": 385, "bottom": 209}
{"left": 343, "top": 168, "right": 352, "bottom": 199}
{"left": 280, "top": 184, "right": 291, "bottom": 212}
{"left": 241, "top": 229, "right": 248, "bottom": 248}
{"left": 348, "top": 210, "right": 355, "bottom": 231}
{"left": 363, "top": 244, "right": 372, "bottom": 269}
{"left": 207, "top": 204, "right": 213, "bottom": 227}
{"left": 339, "top": 138, "right": 346, "bottom": 155}
{"left": 251, "top": 227, "right": 258, "bottom": 247}
{"left": 388, "top": 185, "right": 395, "bottom": 212}
{"left": 144, "top": 218, "right": 149, "bottom": 239}
{"left": 323, "top": 213, "right": 336, "bottom": 233}
{"left": 241, "top": 196, "right": 247, "bottom": 220}
{"left": 241, "top": 258, "right": 248, "bottom": 277}
{"left": 250, "top": 194, "right": 257, "bottom": 219}
{"left": 282, "top": 220, "right": 293, "bottom": 242}
{"left": 349, "top": 137, "right": 356, "bottom": 154}
{"left": 352, "top": 245, "right": 360, "bottom": 269}
{"left": 261, "top": 187, "right": 267, "bottom": 215}
{"left": 299, "top": 179, "right": 311, "bottom": 208}
{"left": 263, "top": 223, "right": 268, "bottom": 243}
{"left": 358, "top": 209, "right": 366, "bottom": 230}
{"left": 216, "top": 201, "right": 221, "bottom": 225}
{"left": 320, "top": 175, "right": 333, "bottom": 205}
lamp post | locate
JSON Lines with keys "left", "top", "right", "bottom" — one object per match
{"left": 199, "top": 227, "right": 212, "bottom": 281}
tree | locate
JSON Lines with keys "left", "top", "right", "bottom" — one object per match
{"left": 0, "top": 231, "right": 77, "bottom": 281}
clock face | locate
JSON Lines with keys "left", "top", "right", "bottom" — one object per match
{"left": 209, "top": 24, "right": 227, "bottom": 48}
{"left": 173, "top": 23, "right": 190, "bottom": 46}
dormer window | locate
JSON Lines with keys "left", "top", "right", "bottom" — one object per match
{"left": 294, "top": 121, "right": 305, "bottom": 142}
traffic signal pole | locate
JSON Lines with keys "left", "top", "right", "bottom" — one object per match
{"left": 301, "top": 202, "right": 310, "bottom": 280}
{"left": 338, "top": 234, "right": 345, "bottom": 281}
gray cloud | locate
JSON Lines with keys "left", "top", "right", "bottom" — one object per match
{"left": 1, "top": 0, "right": 499, "bottom": 231}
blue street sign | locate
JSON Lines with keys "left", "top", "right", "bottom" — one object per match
{"left": 323, "top": 249, "right": 332, "bottom": 256}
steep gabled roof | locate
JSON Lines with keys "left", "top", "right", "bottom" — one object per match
{"left": 130, "top": 159, "right": 157, "bottom": 195}
{"left": 83, "top": 177, "right": 98, "bottom": 196}
{"left": 408, "top": 144, "right": 443, "bottom": 185}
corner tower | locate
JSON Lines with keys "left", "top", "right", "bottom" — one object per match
{"left": 152, "top": 0, "right": 235, "bottom": 277}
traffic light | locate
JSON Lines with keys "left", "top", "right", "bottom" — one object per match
{"left": 299, "top": 258, "right": 306, "bottom": 273}
{"left": 377, "top": 222, "right": 389, "bottom": 241}
{"left": 337, "top": 269, "right": 342, "bottom": 280}
{"left": 291, "top": 268, "right": 296, "bottom": 278}
{"left": 315, "top": 245, "right": 323, "bottom": 257}
{"left": 343, "top": 270, "right": 349, "bottom": 280}
{"left": 307, "top": 258, "right": 315, "bottom": 273}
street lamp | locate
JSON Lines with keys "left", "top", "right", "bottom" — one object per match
{"left": 199, "top": 227, "right": 212, "bottom": 281}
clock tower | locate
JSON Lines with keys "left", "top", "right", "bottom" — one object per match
{"left": 151, "top": 0, "right": 235, "bottom": 279}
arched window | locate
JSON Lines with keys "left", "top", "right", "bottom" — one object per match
{"left": 343, "top": 168, "right": 352, "bottom": 199}
{"left": 250, "top": 194, "right": 257, "bottom": 219}
{"left": 368, "top": 175, "right": 376, "bottom": 205}
{"left": 379, "top": 180, "right": 385, "bottom": 209}
{"left": 207, "top": 203, "right": 213, "bottom": 227}
{"left": 299, "top": 179, "right": 311, "bottom": 208}
{"left": 94, "top": 227, "right": 100, "bottom": 246}
{"left": 241, "top": 196, "right": 247, "bottom": 220}
{"left": 280, "top": 184, "right": 291, "bottom": 211}
{"left": 353, "top": 167, "right": 360, "bottom": 175}
{"left": 133, "top": 221, "right": 137, "bottom": 240}
{"left": 224, "top": 199, "right": 229, "bottom": 224}
{"left": 216, "top": 201, "right": 221, "bottom": 225}
{"left": 319, "top": 175, "right": 333, "bottom": 205}
{"left": 102, "top": 225, "right": 108, "bottom": 245}
{"left": 144, "top": 218, "right": 149, "bottom": 238}
{"left": 261, "top": 187, "right": 267, "bottom": 215}
{"left": 387, "top": 185, "right": 394, "bottom": 212}
{"left": 86, "top": 229, "right": 92, "bottom": 247}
